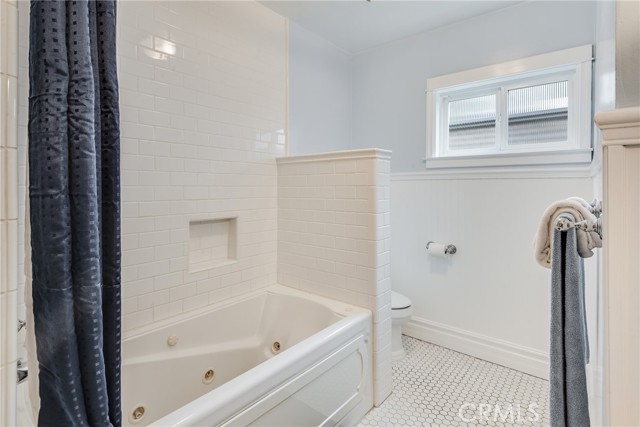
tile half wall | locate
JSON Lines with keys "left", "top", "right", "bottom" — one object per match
{"left": 277, "top": 148, "right": 392, "bottom": 406}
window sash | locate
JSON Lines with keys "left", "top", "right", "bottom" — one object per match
{"left": 425, "top": 45, "right": 593, "bottom": 170}
{"left": 441, "top": 90, "right": 500, "bottom": 156}
{"left": 435, "top": 71, "right": 577, "bottom": 158}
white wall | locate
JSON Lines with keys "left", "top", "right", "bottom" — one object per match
{"left": 615, "top": 0, "right": 640, "bottom": 108}
{"left": 352, "top": 1, "right": 598, "bottom": 173}
{"left": 0, "top": 0, "right": 19, "bottom": 424}
{"left": 287, "top": 22, "right": 353, "bottom": 155}
{"left": 349, "top": 0, "right": 600, "bottom": 378}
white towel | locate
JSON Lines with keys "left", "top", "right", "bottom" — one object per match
{"left": 567, "top": 196, "right": 594, "bottom": 211}
{"left": 534, "top": 199, "right": 602, "bottom": 268}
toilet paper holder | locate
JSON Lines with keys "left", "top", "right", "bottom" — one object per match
{"left": 426, "top": 241, "right": 457, "bottom": 255}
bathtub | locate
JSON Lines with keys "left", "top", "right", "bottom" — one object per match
{"left": 122, "top": 285, "right": 373, "bottom": 426}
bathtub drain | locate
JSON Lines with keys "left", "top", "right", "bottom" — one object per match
{"left": 203, "top": 368, "right": 215, "bottom": 384}
{"left": 272, "top": 341, "right": 281, "bottom": 354}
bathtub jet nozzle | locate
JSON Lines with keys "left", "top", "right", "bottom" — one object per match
{"left": 130, "top": 405, "right": 146, "bottom": 424}
{"left": 203, "top": 368, "right": 215, "bottom": 384}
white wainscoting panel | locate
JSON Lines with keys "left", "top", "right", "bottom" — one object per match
{"left": 390, "top": 172, "right": 596, "bottom": 385}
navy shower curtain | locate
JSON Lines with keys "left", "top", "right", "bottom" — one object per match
{"left": 28, "top": 1, "right": 121, "bottom": 426}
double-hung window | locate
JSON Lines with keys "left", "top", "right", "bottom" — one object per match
{"left": 426, "top": 45, "right": 593, "bottom": 169}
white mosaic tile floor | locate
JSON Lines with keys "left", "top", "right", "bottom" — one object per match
{"left": 359, "top": 336, "right": 550, "bottom": 427}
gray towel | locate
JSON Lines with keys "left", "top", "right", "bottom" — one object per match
{"left": 550, "top": 225, "right": 591, "bottom": 427}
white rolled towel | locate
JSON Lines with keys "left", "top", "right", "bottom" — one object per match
{"left": 567, "top": 196, "right": 593, "bottom": 210}
{"left": 534, "top": 199, "right": 601, "bottom": 268}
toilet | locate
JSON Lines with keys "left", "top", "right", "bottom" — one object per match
{"left": 391, "top": 291, "right": 413, "bottom": 360}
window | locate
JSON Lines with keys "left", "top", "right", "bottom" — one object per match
{"left": 426, "top": 45, "right": 593, "bottom": 169}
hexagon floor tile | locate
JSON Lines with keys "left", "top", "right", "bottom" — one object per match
{"left": 358, "top": 336, "right": 550, "bottom": 427}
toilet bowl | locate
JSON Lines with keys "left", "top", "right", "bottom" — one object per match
{"left": 391, "top": 291, "right": 412, "bottom": 361}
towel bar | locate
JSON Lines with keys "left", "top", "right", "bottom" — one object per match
{"left": 555, "top": 216, "right": 603, "bottom": 240}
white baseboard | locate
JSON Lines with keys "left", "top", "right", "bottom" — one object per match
{"left": 403, "top": 316, "right": 549, "bottom": 380}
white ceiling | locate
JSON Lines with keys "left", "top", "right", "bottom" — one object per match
{"left": 262, "top": 1, "right": 523, "bottom": 54}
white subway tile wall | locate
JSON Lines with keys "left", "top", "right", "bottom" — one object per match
{"left": 115, "top": 1, "right": 286, "bottom": 332}
{"left": 276, "top": 149, "right": 393, "bottom": 406}
{"left": 1, "top": 0, "right": 19, "bottom": 424}
{"left": 16, "top": 0, "right": 28, "bottom": 369}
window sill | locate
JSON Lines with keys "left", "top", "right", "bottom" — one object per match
{"left": 424, "top": 148, "right": 592, "bottom": 170}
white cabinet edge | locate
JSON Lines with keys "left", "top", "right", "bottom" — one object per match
{"left": 595, "top": 106, "right": 640, "bottom": 146}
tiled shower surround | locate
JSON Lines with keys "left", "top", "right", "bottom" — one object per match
{"left": 277, "top": 149, "right": 393, "bottom": 405}
{"left": 114, "top": 1, "right": 287, "bottom": 330}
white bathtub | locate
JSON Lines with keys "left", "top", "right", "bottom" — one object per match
{"left": 122, "top": 285, "right": 373, "bottom": 426}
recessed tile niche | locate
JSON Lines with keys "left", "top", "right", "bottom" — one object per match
{"left": 188, "top": 218, "right": 238, "bottom": 272}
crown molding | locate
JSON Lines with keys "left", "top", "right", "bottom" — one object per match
{"left": 595, "top": 107, "right": 640, "bottom": 147}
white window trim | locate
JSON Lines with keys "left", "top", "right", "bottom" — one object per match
{"left": 426, "top": 45, "right": 593, "bottom": 170}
